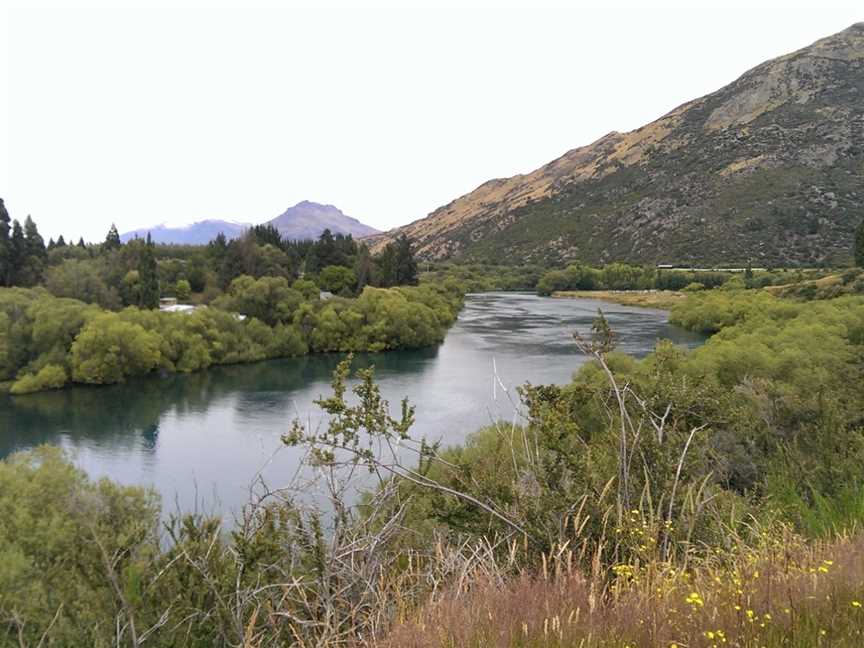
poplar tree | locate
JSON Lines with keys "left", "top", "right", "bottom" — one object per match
{"left": 354, "top": 243, "right": 373, "bottom": 291}
{"left": 138, "top": 233, "right": 160, "bottom": 309}
{"left": 394, "top": 234, "right": 418, "bottom": 286}
{"left": 9, "top": 221, "right": 25, "bottom": 285}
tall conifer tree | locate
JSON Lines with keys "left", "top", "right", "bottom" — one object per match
{"left": 138, "top": 233, "right": 160, "bottom": 309}
{"left": 105, "top": 224, "right": 122, "bottom": 250}
{"left": 0, "top": 198, "right": 10, "bottom": 286}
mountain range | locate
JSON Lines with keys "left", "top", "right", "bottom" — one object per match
{"left": 371, "top": 23, "right": 864, "bottom": 267}
{"left": 121, "top": 201, "right": 379, "bottom": 245}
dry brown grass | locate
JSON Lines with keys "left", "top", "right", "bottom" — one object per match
{"left": 377, "top": 528, "right": 864, "bottom": 648}
{"left": 763, "top": 273, "right": 842, "bottom": 296}
{"left": 552, "top": 290, "right": 687, "bottom": 310}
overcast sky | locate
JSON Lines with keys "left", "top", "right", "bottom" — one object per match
{"left": 1, "top": 1, "right": 861, "bottom": 241}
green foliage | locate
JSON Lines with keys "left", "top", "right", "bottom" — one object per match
{"left": 174, "top": 278, "right": 191, "bottom": 301}
{"left": 18, "top": 216, "right": 47, "bottom": 287}
{"left": 137, "top": 235, "right": 160, "bottom": 309}
{"left": 536, "top": 263, "right": 732, "bottom": 295}
{"left": 314, "top": 228, "right": 347, "bottom": 268}
{"left": 421, "top": 262, "right": 545, "bottom": 292}
{"left": 8, "top": 221, "right": 25, "bottom": 286}
{"left": 214, "top": 275, "right": 304, "bottom": 326}
{"left": 395, "top": 290, "right": 864, "bottom": 558}
{"left": 293, "top": 278, "right": 320, "bottom": 301}
{"left": 1, "top": 283, "right": 863, "bottom": 644}
{"left": 0, "top": 287, "right": 100, "bottom": 383}
{"left": 0, "top": 214, "right": 48, "bottom": 287}
{"left": 283, "top": 354, "right": 416, "bottom": 466}
{"left": 104, "top": 223, "right": 122, "bottom": 250}
{"left": 0, "top": 278, "right": 463, "bottom": 393}
{"left": 44, "top": 258, "right": 121, "bottom": 309}
{"left": 669, "top": 289, "right": 790, "bottom": 333}
{"left": 317, "top": 265, "right": 357, "bottom": 295}
{"left": 71, "top": 313, "right": 163, "bottom": 383}
{"left": 0, "top": 447, "right": 160, "bottom": 646}
{"left": 0, "top": 198, "right": 10, "bottom": 287}
{"left": 376, "top": 234, "right": 419, "bottom": 287}
{"left": 10, "top": 364, "right": 67, "bottom": 394}
{"left": 303, "top": 284, "right": 463, "bottom": 353}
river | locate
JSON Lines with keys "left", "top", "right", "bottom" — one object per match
{"left": 0, "top": 293, "right": 704, "bottom": 519}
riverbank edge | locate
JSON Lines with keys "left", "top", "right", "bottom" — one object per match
{"left": 2, "top": 283, "right": 466, "bottom": 397}
{"left": 551, "top": 289, "right": 686, "bottom": 309}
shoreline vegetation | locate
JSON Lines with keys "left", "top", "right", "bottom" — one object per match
{"left": 4, "top": 261, "right": 864, "bottom": 396}
{"left": 0, "top": 280, "right": 464, "bottom": 395}
{"left": 551, "top": 288, "right": 686, "bottom": 309}
{"left": 2, "top": 275, "right": 863, "bottom": 645}
{"left": 0, "top": 206, "right": 476, "bottom": 395}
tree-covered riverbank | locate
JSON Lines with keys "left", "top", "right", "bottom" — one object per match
{"left": 0, "top": 204, "right": 469, "bottom": 394}
{"left": 0, "top": 279, "right": 463, "bottom": 394}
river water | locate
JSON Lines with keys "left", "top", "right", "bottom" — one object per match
{"left": 0, "top": 293, "right": 704, "bottom": 518}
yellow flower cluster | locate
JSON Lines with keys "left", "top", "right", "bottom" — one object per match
{"left": 684, "top": 591, "right": 704, "bottom": 608}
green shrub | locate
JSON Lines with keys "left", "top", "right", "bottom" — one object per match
{"left": 70, "top": 313, "right": 162, "bottom": 383}
{"left": 10, "top": 364, "right": 68, "bottom": 394}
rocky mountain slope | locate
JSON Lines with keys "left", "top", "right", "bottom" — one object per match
{"left": 122, "top": 201, "right": 379, "bottom": 245}
{"left": 373, "top": 23, "right": 864, "bottom": 266}
{"left": 265, "top": 201, "right": 379, "bottom": 240}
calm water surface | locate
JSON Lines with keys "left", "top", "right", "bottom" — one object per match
{"left": 0, "top": 293, "right": 704, "bottom": 517}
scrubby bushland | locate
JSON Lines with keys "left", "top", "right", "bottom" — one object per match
{"left": 534, "top": 263, "right": 841, "bottom": 297}
{"left": 766, "top": 267, "right": 864, "bottom": 301}
{"left": 0, "top": 278, "right": 463, "bottom": 394}
{"left": 421, "top": 262, "right": 546, "bottom": 292}
{"left": 536, "top": 263, "right": 733, "bottom": 295}
{"left": 391, "top": 293, "right": 864, "bottom": 556}
{"left": 2, "top": 288, "right": 863, "bottom": 646}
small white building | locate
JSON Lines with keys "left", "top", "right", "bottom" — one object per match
{"left": 161, "top": 304, "right": 198, "bottom": 314}
{"left": 159, "top": 298, "right": 199, "bottom": 314}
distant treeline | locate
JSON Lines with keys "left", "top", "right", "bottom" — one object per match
{"left": 536, "top": 263, "right": 733, "bottom": 295}
{"left": 419, "top": 263, "right": 546, "bottom": 292}
{"left": 533, "top": 262, "right": 846, "bottom": 296}
{"left": 0, "top": 198, "right": 419, "bottom": 310}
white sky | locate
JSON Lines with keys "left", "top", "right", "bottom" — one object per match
{"left": 1, "top": 1, "right": 861, "bottom": 241}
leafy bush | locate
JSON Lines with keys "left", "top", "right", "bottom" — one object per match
{"left": 0, "top": 447, "right": 161, "bottom": 646}
{"left": 213, "top": 275, "right": 304, "bottom": 326}
{"left": 316, "top": 265, "right": 357, "bottom": 295}
{"left": 70, "top": 313, "right": 162, "bottom": 383}
{"left": 10, "top": 364, "right": 67, "bottom": 394}
{"left": 174, "top": 278, "right": 191, "bottom": 301}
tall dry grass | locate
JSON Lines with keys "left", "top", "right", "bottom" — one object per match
{"left": 378, "top": 526, "right": 864, "bottom": 648}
